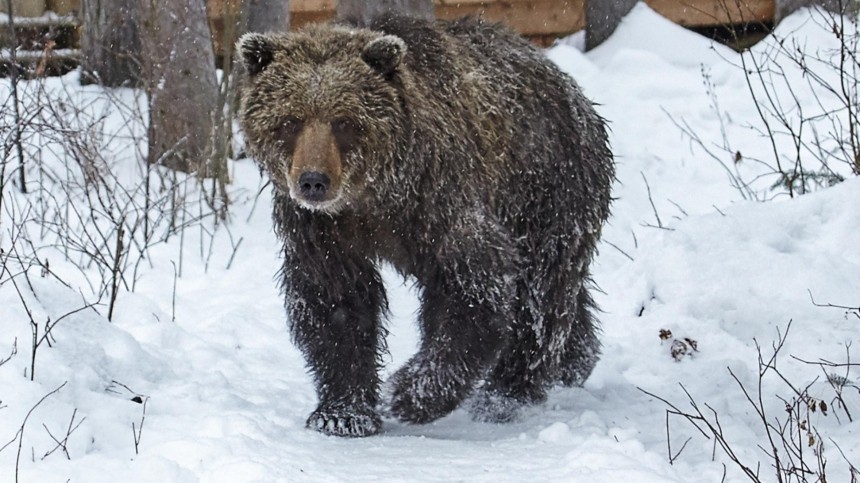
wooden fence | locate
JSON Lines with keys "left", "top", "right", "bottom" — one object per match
{"left": 2, "top": 0, "right": 778, "bottom": 75}
{"left": 209, "top": 0, "right": 777, "bottom": 43}
{"left": 6, "top": 0, "right": 777, "bottom": 35}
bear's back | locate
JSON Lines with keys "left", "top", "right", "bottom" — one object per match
{"left": 364, "top": 14, "right": 611, "bottom": 222}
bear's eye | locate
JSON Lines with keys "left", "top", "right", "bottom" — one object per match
{"left": 272, "top": 116, "right": 304, "bottom": 148}
{"left": 275, "top": 116, "right": 304, "bottom": 135}
{"left": 330, "top": 118, "right": 360, "bottom": 152}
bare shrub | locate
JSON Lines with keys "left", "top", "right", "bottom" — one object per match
{"left": 0, "top": 382, "right": 67, "bottom": 483}
{"left": 641, "top": 321, "right": 859, "bottom": 482}
{"left": 672, "top": 1, "right": 859, "bottom": 200}
{"left": 9, "top": 71, "right": 244, "bottom": 302}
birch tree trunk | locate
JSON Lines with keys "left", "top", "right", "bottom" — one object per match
{"left": 138, "top": 0, "right": 218, "bottom": 172}
{"left": 80, "top": 0, "right": 141, "bottom": 86}
{"left": 336, "top": 0, "right": 433, "bottom": 27}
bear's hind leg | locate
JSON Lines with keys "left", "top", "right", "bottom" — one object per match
{"left": 387, "top": 282, "right": 509, "bottom": 424}
{"left": 469, "top": 349, "right": 549, "bottom": 423}
{"left": 468, "top": 297, "right": 551, "bottom": 423}
{"left": 387, "top": 214, "right": 519, "bottom": 424}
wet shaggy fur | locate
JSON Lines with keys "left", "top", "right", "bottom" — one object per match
{"left": 237, "top": 14, "right": 614, "bottom": 437}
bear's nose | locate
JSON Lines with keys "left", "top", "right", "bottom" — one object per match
{"left": 298, "top": 172, "right": 330, "bottom": 201}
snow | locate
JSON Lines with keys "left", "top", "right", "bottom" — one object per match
{"left": 0, "top": 12, "right": 75, "bottom": 26}
{"left": 2, "top": 5, "right": 859, "bottom": 482}
{"left": 0, "top": 48, "right": 79, "bottom": 61}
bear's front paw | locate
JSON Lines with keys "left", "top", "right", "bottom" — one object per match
{"left": 306, "top": 405, "right": 381, "bottom": 437}
{"left": 387, "top": 358, "right": 470, "bottom": 424}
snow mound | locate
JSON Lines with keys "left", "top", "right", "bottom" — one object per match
{"left": 588, "top": 2, "right": 737, "bottom": 69}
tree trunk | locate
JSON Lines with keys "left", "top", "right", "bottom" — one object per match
{"left": 216, "top": 0, "right": 290, "bottom": 190}
{"left": 241, "top": 0, "right": 290, "bottom": 33}
{"left": 585, "top": 0, "right": 638, "bottom": 51}
{"left": 213, "top": 0, "right": 290, "bottom": 68}
{"left": 79, "top": 0, "right": 141, "bottom": 86}
{"left": 336, "top": 0, "right": 434, "bottom": 27}
{"left": 138, "top": 0, "right": 219, "bottom": 172}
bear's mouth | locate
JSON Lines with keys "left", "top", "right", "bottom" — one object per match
{"left": 293, "top": 193, "right": 347, "bottom": 214}
{"left": 286, "top": 178, "right": 346, "bottom": 214}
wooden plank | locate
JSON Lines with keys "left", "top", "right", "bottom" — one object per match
{"left": 0, "top": 17, "right": 79, "bottom": 50}
{"left": 292, "top": 0, "right": 335, "bottom": 12}
{"left": 0, "top": 0, "right": 45, "bottom": 17}
{"left": 217, "top": 0, "right": 775, "bottom": 29}
{"left": 291, "top": 0, "right": 548, "bottom": 8}
{"left": 436, "top": 0, "right": 506, "bottom": 4}
{"left": 46, "top": 0, "right": 79, "bottom": 15}
{"left": 292, "top": 0, "right": 585, "bottom": 36}
{"left": 212, "top": 0, "right": 776, "bottom": 52}
{"left": 436, "top": 0, "right": 585, "bottom": 37}
{"left": 207, "top": 0, "right": 334, "bottom": 15}
{"left": 291, "top": 10, "right": 334, "bottom": 29}
{"left": 645, "top": 0, "right": 775, "bottom": 26}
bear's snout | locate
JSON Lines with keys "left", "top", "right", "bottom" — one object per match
{"left": 298, "top": 171, "right": 331, "bottom": 202}
{"left": 286, "top": 120, "right": 345, "bottom": 210}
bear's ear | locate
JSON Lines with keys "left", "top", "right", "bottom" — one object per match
{"left": 237, "top": 33, "right": 276, "bottom": 76}
{"left": 361, "top": 35, "right": 407, "bottom": 76}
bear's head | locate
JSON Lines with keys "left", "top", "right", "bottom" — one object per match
{"left": 236, "top": 27, "right": 408, "bottom": 214}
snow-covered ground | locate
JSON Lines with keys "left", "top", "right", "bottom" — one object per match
{"left": 1, "top": 4, "right": 858, "bottom": 482}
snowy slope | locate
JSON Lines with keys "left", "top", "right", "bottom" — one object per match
{"left": 1, "top": 5, "right": 858, "bottom": 482}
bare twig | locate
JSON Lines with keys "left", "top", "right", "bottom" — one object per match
{"left": 0, "top": 382, "right": 67, "bottom": 483}
{"left": 132, "top": 397, "right": 149, "bottom": 455}
{"left": 604, "top": 240, "right": 635, "bottom": 262}
{"left": 639, "top": 171, "right": 672, "bottom": 231}
{"left": 0, "top": 338, "right": 17, "bottom": 368}
{"left": 642, "top": 319, "right": 858, "bottom": 482}
{"left": 41, "top": 408, "right": 85, "bottom": 460}
{"left": 808, "top": 289, "right": 860, "bottom": 319}
{"left": 5, "top": 0, "right": 28, "bottom": 194}
{"left": 107, "top": 219, "right": 125, "bottom": 322}
{"left": 170, "top": 260, "right": 178, "bottom": 323}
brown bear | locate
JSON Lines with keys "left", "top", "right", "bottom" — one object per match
{"left": 236, "top": 13, "right": 614, "bottom": 437}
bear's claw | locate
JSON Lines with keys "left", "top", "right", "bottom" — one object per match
{"left": 306, "top": 406, "right": 381, "bottom": 437}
